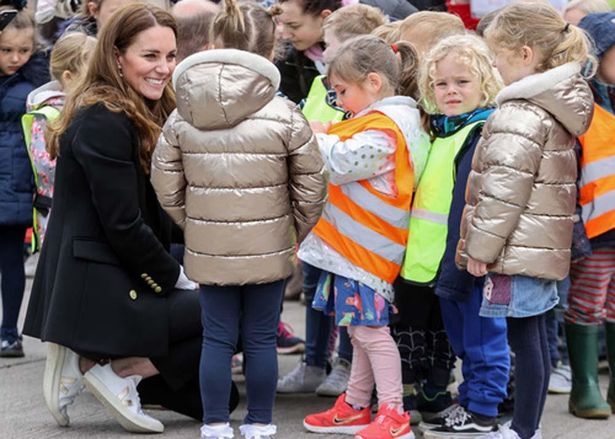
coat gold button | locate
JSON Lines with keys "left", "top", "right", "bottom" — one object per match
{"left": 141, "top": 273, "right": 148, "bottom": 279}
{"left": 154, "top": 286, "right": 162, "bottom": 294}
{"left": 129, "top": 290, "right": 137, "bottom": 300}
{"left": 147, "top": 279, "right": 154, "bottom": 286}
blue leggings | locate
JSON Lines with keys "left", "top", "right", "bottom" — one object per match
{"left": 0, "top": 225, "right": 26, "bottom": 342}
{"left": 199, "top": 280, "right": 284, "bottom": 424}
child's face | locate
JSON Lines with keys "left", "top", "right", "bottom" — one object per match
{"left": 277, "top": 1, "right": 329, "bottom": 51}
{"left": 599, "top": 46, "right": 615, "bottom": 86}
{"left": 490, "top": 45, "right": 540, "bottom": 85}
{"left": 329, "top": 73, "right": 380, "bottom": 115}
{"left": 433, "top": 53, "right": 482, "bottom": 117}
{"left": 0, "top": 27, "right": 34, "bottom": 76}
{"left": 322, "top": 28, "right": 342, "bottom": 64}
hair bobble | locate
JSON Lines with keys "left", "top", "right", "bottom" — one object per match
{"left": 391, "top": 43, "right": 398, "bottom": 53}
{"left": 563, "top": 22, "right": 570, "bottom": 33}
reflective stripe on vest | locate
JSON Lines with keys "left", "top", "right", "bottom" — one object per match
{"left": 302, "top": 75, "right": 346, "bottom": 123}
{"left": 578, "top": 104, "right": 615, "bottom": 239}
{"left": 312, "top": 112, "right": 414, "bottom": 283}
{"left": 401, "top": 121, "right": 484, "bottom": 284}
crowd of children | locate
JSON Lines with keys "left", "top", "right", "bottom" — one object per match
{"left": 0, "top": 0, "right": 614, "bottom": 439}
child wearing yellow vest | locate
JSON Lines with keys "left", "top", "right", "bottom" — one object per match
{"left": 301, "top": 35, "right": 429, "bottom": 439}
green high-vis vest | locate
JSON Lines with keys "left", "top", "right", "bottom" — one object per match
{"left": 301, "top": 75, "right": 345, "bottom": 123}
{"left": 401, "top": 121, "right": 484, "bottom": 285}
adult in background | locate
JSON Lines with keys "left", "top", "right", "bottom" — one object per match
{"left": 23, "top": 3, "right": 238, "bottom": 434}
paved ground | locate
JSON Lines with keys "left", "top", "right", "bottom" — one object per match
{"left": 1, "top": 278, "right": 614, "bottom": 438}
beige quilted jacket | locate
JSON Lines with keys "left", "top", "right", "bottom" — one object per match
{"left": 151, "top": 49, "right": 327, "bottom": 286}
{"left": 457, "top": 62, "right": 594, "bottom": 280}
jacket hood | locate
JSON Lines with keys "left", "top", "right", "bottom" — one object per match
{"left": 496, "top": 62, "right": 594, "bottom": 137}
{"left": 172, "top": 49, "right": 281, "bottom": 130}
{"left": 26, "top": 80, "right": 65, "bottom": 110}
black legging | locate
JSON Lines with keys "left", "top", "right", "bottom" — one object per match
{"left": 0, "top": 225, "right": 27, "bottom": 342}
{"left": 507, "top": 313, "right": 550, "bottom": 439}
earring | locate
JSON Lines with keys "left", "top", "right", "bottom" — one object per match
{"left": 117, "top": 64, "right": 123, "bottom": 77}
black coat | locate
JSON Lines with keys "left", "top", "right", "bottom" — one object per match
{"left": 23, "top": 104, "right": 181, "bottom": 358}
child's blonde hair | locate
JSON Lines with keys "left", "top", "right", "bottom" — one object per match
{"left": 50, "top": 33, "right": 97, "bottom": 83}
{"left": 399, "top": 11, "right": 465, "bottom": 55}
{"left": 371, "top": 22, "right": 401, "bottom": 44}
{"left": 564, "top": 0, "right": 612, "bottom": 15}
{"left": 210, "top": 0, "right": 278, "bottom": 58}
{"left": 327, "top": 34, "right": 419, "bottom": 99}
{"left": 322, "top": 4, "right": 387, "bottom": 41}
{"left": 419, "top": 34, "right": 503, "bottom": 114}
{"left": 485, "top": 3, "right": 593, "bottom": 72}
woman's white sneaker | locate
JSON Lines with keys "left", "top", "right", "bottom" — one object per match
{"left": 83, "top": 363, "right": 164, "bottom": 433}
{"left": 43, "top": 343, "right": 84, "bottom": 426}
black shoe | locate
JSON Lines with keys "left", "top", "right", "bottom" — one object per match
{"left": 423, "top": 406, "right": 497, "bottom": 438}
{"left": 0, "top": 336, "right": 24, "bottom": 358}
{"left": 419, "top": 403, "right": 463, "bottom": 430}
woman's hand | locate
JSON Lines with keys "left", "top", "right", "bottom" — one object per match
{"left": 467, "top": 257, "right": 488, "bottom": 277}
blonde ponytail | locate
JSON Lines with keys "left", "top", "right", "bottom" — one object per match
{"left": 485, "top": 3, "right": 594, "bottom": 73}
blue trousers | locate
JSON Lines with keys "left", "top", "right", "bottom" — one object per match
{"left": 0, "top": 225, "right": 26, "bottom": 342}
{"left": 199, "top": 280, "right": 284, "bottom": 424}
{"left": 303, "top": 262, "right": 352, "bottom": 367}
{"left": 439, "top": 284, "right": 510, "bottom": 417}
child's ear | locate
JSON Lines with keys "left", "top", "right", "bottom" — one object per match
{"left": 520, "top": 45, "right": 535, "bottom": 66}
{"left": 87, "top": 1, "right": 99, "bottom": 18}
{"left": 320, "top": 9, "right": 332, "bottom": 20}
{"left": 367, "top": 72, "right": 383, "bottom": 92}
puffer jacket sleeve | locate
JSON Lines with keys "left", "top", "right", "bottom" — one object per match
{"left": 151, "top": 110, "right": 187, "bottom": 229}
{"left": 286, "top": 104, "right": 328, "bottom": 243}
{"left": 465, "top": 104, "right": 546, "bottom": 264}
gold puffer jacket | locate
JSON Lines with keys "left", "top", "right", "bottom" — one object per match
{"left": 457, "top": 62, "right": 594, "bottom": 280}
{"left": 151, "top": 49, "right": 327, "bottom": 286}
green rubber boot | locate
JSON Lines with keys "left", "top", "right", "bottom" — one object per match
{"left": 566, "top": 323, "right": 611, "bottom": 419}
{"left": 606, "top": 322, "right": 615, "bottom": 413}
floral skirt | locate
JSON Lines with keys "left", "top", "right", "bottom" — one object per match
{"left": 312, "top": 271, "right": 391, "bottom": 327}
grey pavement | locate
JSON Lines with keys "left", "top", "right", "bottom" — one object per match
{"left": 1, "top": 277, "right": 614, "bottom": 438}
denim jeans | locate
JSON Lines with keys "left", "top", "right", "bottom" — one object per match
{"left": 303, "top": 262, "right": 352, "bottom": 368}
{"left": 199, "top": 280, "right": 284, "bottom": 424}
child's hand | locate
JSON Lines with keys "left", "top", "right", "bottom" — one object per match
{"left": 467, "top": 257, "right": 488, "bottom": 277}
{"left": 310, "top": 121, "right": 332, "bottom": 134}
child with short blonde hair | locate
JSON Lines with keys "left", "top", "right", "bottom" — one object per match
{"left": 301, "top": 35, "right": 429, "bottom": 439}
{"left": 458, "top": 3, "right": 595, "bottom": 438}
{"left": 409, "top": 35, "right": 509, "bottom": 437}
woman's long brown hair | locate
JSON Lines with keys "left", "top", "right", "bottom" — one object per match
{"left": 47, "top": 3, "right": 177, "bottom": 174}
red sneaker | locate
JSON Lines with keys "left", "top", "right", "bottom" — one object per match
{"left": 303, "top": 393, "right": 371, "bottom": 434}
{"left": 354, "top": 404, "right": 414, "bottom": 439}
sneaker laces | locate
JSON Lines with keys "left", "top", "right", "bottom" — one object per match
{"left": 239, "top": 423, "right": 277, "bottom": 439}
{"left": 444, "top": 406, "right": 470, "bottom": 427}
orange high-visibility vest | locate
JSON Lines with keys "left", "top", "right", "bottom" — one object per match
{"left": 578, "top": 104, "right": 615, "bottom": 239}
{"left": 312, "top": 111, "right": 414, "bottom": 284}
